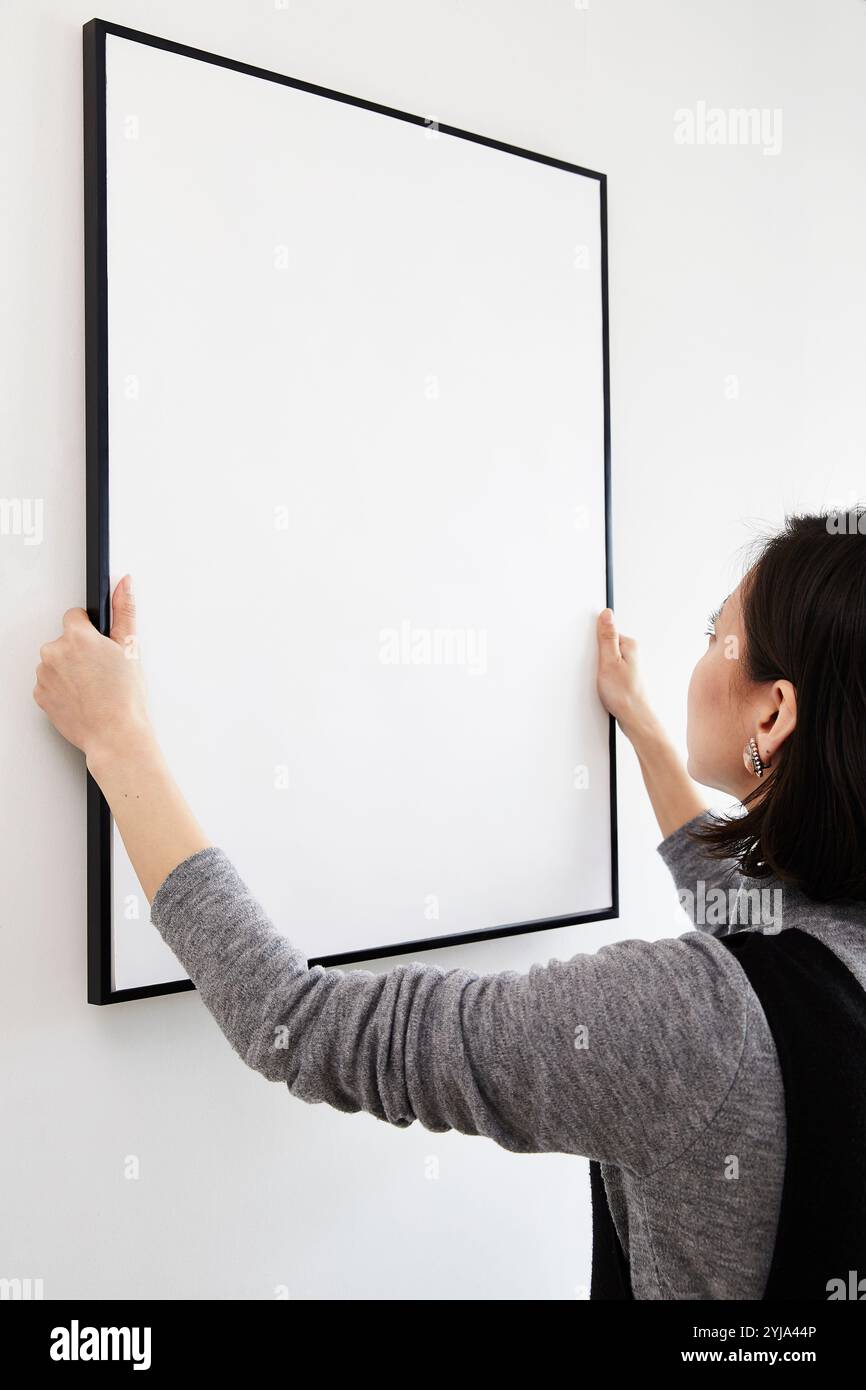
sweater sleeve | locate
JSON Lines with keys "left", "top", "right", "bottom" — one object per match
{"left": 656, "top": 809, "right": 760, "bottom": 936}
{"left": 150, "top": 846, "right": 752, "bottom": 1174}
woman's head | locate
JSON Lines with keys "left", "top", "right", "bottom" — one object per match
{"left": 686, "top": 511, "right": 866, "bottom": 901}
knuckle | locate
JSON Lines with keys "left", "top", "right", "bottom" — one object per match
{"left": 63, "top": 607, "right": 89, "bottom": 634}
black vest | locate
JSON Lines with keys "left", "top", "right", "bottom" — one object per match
{"left": 589, "top": 926, "right": 866, "bottom": 1300}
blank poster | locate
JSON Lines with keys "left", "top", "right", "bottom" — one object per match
{"left": 84, "top": 21, "right": 616, "bottom": 1002}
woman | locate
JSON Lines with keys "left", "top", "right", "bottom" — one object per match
{"left": 33, "top": 513, "right": 866, "bottom": 1300}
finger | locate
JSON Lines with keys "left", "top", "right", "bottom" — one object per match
{"left": 39, "top": 639, "right": 58, "bottom": 665}
{"left": 110, "top": 574, "right": 136, "bottom": 646}
{"left": 62, "top": 607, "right": 90, "bottom": 632}
{"left": 597, "top": 608, "right": 621, "bottom": 661}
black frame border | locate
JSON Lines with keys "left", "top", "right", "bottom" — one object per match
{"left": 83, "top": 17, "right": 617, "bottom": 1004}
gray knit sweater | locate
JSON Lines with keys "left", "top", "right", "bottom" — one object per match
{"left": 150, "top": 810, "right": 866, "bottom": 1299}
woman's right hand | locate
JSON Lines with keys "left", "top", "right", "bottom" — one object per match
{"left": 33, "top": 576, "right": 152, "bottom": 767}
{"left": 595, "top": 608, "right": 656, "bottom": 742}
{"left": 34, "top": 576, "right": 210, "bottom": 902}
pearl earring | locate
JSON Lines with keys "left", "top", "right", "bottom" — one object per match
{"left": 743, "top": 735, "right": 769, "bottom": 778}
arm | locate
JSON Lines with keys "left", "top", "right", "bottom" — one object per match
{"left": 595, "top": 610, "right": 751, "bottom": 931}
{"left": 630, "top": 718, "right": 708, "bottom": 840}
{"left": 88, "top": 731, "right": 211, "bottom": 903}
{"left": 595, "top": 609, "right": 708, "bottom": 838}
{"left": 34, "top": 586, "right": 749, "bottom": 1166}
{"left": 147, "top": 841, "right": 750, "bottom": 1169}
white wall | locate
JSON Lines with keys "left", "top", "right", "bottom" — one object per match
{"left": 2, "top": 0, "right": 865, "bottom": 1300}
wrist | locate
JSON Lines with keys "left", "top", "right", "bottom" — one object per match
{"left": 619, "top": 705, "right": 666, "bottom": 748}
{"left": 85, "top": 718, "right": 160, "bottom": 782}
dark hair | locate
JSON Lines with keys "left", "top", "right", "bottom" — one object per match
{"left": 687, "top": 510, "right": 866, "bottom": 902}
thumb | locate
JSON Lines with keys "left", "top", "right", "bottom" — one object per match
{"left": 597, "top": 607, "right": 621, "bottom": 660}
{"left": 110, "top": 574, "right": 136, "bottom": 646}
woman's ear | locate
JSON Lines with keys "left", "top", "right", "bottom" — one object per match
{"left": 757, "top": 679, "right": 797, "bottom": 766}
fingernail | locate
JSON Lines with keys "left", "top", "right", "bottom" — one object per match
{"left": 124, "top": 574, "right": 134, "bottom": 596}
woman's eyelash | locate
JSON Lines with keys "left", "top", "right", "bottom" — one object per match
{"left": 705, "top": 606, "right": 721, "bottom": 637}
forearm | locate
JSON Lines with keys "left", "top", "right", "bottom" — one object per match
{"left": 149, "top": 847, "right": 562, "bottom": 1152}
{"left": 86, "top": 727, "right": 211, "bottom": 903}
{"left": 623, "top": 711, "right": 708, "bottom": 839}
{"left": 149, "top": 846, "right": 747, "bottom": 1176}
